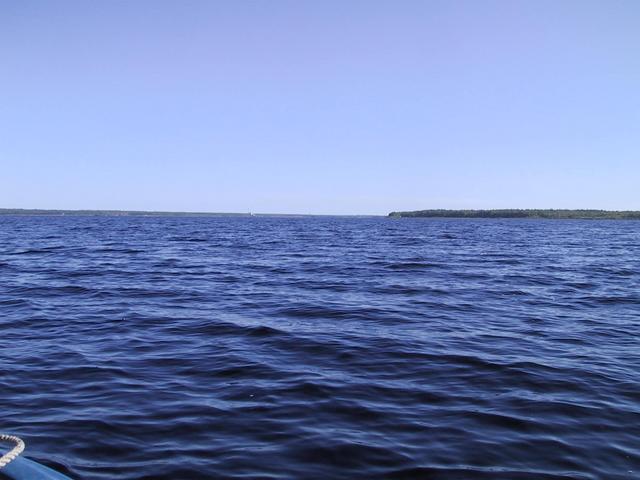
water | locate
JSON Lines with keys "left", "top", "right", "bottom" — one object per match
{"left": 1, "top": 216, "right": 639, "bottom": 480}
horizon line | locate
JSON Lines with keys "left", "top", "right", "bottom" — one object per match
{"left": 3, "top": 207, "right": 640, "bottom": 217}
{"left": 0, "top": 207, "right": 381, "bottom": 217}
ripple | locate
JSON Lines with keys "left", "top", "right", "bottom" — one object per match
{"left": 1, "top": 216, "right": 639, "bottom": 480}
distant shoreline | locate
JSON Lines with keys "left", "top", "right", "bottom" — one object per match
{"left": 388, "top": 209, "right": 640, "bottom": 219}
{"left": 0, "top": 208, "right": 374, "bottom": 218}
{"left": 3, "top": 208, "right": 640, "bottom": 219}
{"left": 0, "top": 208, "right": 243, "bottom": 217}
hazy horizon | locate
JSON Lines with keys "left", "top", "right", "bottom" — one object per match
{"left": 2, "top": 1, "right": 639, "bottom": 215}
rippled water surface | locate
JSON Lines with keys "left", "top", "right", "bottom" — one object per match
{"left": 1, "top": 216, "right": 639, "bottom": 479}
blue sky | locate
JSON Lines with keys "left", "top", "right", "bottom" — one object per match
{"left": 1, "top": 1, "right": 639, "bottom": 214}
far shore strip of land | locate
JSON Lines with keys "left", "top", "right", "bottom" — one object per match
{"left": 2, "top": 208, "right": 639, "bottom": 219}
{"left": 0, "top": 208, "right": 370, "bottom": 218}
{"left": 0, "top": 208, "right": 239, "bottom": 216}
{"left": 388, "top": 209, "right": 640, "bottom": 219}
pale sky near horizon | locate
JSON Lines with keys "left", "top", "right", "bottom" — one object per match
{"left": 1, "top": 1, "right": 639, "bottom": 215}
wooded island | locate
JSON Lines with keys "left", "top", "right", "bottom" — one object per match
{"left": 388, "top": 209, "right": 640, "bottom": 219}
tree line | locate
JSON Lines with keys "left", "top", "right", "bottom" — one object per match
{"left": 388, "top": 209, "right": 640, "bottom": 219}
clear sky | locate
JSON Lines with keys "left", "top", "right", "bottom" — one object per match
{"left": 1, "top": 1, "right": 639, "bottom": 215}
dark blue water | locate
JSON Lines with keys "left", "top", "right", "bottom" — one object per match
{"left": 1, "top": 216, "right": 639, "bottom": 480}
